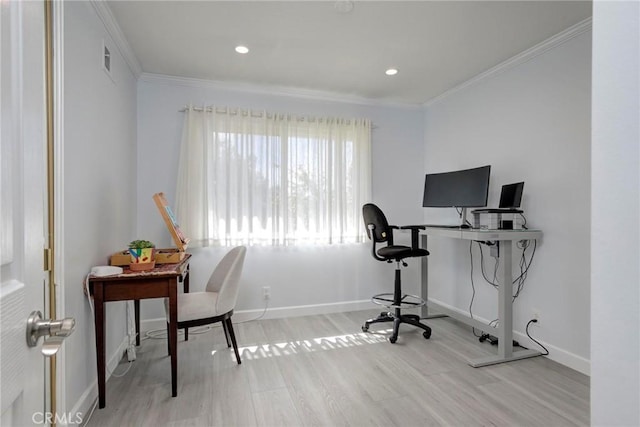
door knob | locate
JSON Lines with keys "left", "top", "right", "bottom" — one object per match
{"left": 26, "top": 310, "right": 75, "bottom": 356}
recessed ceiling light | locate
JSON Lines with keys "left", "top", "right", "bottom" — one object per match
{"left": 235, "top": 45, "right": 249, "bottom": 54}
{"left": 334, "top": 1, "right": 354, "bottom": 13}
{"left": 385, "top": 68, "right": 398, "bottom": 76}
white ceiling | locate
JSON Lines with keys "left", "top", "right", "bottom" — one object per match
{"left": 107, "top": 1, "right": 592, "bottom": 105}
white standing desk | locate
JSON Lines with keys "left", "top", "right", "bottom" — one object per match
{"left": 420, "top": 226, "right": 542, "bottom": 367}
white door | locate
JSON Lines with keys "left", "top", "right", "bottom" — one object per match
{"left": 1, "top": 0, "right": 49, "bottom": 425}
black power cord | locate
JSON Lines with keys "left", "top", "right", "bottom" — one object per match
{"left": 478, "top": 320, "right": 548, "bottom": 352}
{"left": 469, "top": 239, "right": 539, "bottom": 342}
{"left": 526, "top": 319, "right": 549, "bottom": 355}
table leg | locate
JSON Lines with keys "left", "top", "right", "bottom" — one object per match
{"left": 93, "top": 282, "right": 106, "bottom": 408}
{"left": 183, "top": 265, "right": 190, "bottom": 293}
{"left": 168, "top": 281, "right": 178, "bottom": 397}
{"left": 183, "top": 267, "right": 190, "bottom": 339}
{"left": 134, "top": 299, "right": 140, "bottom": 346}
{"left": 498, "top": 240, "right": 514, "bottom": 359}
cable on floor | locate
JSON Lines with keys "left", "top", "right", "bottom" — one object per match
{"left": 526, "top": 319, "right": 549, "bottom": 355}
{"left": 108, "top": 360, "right": 133, "bottom": 378}
{"left": 236, "top": 299, "right": 269, "bottom": 323}
{"left": 83, "top": 400, "right": 98, "bottom": 426}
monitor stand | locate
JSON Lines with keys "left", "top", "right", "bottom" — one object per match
{"left": 459, "top": 207, "right": 470, "bottom": 228}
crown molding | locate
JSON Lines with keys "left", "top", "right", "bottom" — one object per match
{"left": 424, "top": 17, "right": 593, "bottom": 108}
{"left": 138, "top": 73, "right": 423, "bottom": 110}
{"left": 90, "top": 0, "right": 142, "bottom": 78}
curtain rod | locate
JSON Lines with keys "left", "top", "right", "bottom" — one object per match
{"left": 178, "top": 106, "right": 219, "bottom": 113}
{"left": 178, "top": 105, "right": 373, "bottom": 126}
{"left": 179, "top": 106, "right": 266, "bottom": 118}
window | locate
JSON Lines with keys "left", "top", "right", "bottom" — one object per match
{"left": 175, "top": 107, "right": 372, "bottom": 246}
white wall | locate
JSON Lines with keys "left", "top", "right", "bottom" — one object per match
{"left": 62, "top": 1, "right": 137, "bottom": 416}
{"left": 591, "top": 1, "right": 639, "bottom": 425}
{"left": 136, "top": 77, "right": 425, "bottom": 322}
{"left": 423, "top": 31, "right": 592, "bottom": 372}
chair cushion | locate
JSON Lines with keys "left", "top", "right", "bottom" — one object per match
{"left": 378, "top": 245, "right": 429, "bottom": 261}
{"left": 165, "top": 291, "right": 222, "bottom": 323}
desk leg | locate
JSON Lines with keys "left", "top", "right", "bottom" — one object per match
{"left": 420, "top": 234, "right": 447, "bottom": 320}
{"left": 421, "top": 235, "right": 429, "bottom": 318}
{"left": 469, "top": 240, "right": 540, "bottom": 367}
{"left": 168, "top": 281, "right": 178, "bottom": 397}
{"left": 134, "top": 299, "right": 140, "bottom": 346}
{"left": 93, "top": 282, "right": 106, "bottom": 409}
{"left": 498, "top": 240, "right": 514, "bottom": 360}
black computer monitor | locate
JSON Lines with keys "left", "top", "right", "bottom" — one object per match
{"left": 499, "top": 182, "right": 524, "bottom": 209}
{"left": 422, "top": 165, "right": 491, "bottom": 208}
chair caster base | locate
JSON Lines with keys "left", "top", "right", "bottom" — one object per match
{"left": 362, "top": 311, "right": 432, "bottom": 343}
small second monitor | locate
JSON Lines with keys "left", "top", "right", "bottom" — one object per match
{"left": 499, "top": 182, "right": 524, "bottom": 209}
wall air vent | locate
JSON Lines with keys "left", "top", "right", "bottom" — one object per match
{"left": 103, "top": 44, "right": 110, "bottom": 72}
{"left": 102, "top": 39, "right": 114, "bottom": 82}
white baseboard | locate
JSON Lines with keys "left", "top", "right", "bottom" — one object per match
{"left": 72, "top": 336, "right": 129, "bottom": 426}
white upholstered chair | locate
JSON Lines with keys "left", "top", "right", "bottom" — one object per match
{"left": 166, "top": 246, "right": 247, "bottom": 364}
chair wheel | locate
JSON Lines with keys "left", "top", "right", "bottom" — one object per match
{"left": 423, "top": 330, "right": 431, "bottom": 339}
{"left": 362, "top": 325, "right": 369, "bottom": 332}
{"left": 389, "top": 336, "right": 397, "bottom": 344}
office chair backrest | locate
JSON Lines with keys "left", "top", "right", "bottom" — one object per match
{"left": 206, "top": 246, "right": 247, "bottom": 315}
{"left": 362, "top": 203, "right": 391, "bottom": 243}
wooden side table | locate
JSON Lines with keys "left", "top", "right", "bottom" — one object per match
{"left": 88, "top": 254, "right": 191, "bottom": 408}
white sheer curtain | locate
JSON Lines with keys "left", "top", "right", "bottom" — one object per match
{"left": 175, "top": 106, "right": 372, "bottom": 247}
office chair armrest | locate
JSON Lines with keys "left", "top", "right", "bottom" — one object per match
{"left": 399, "top": 225, "right": 426, "bottom": 250}
{"left": 399, "top": 225, "right": 426, "bottom": 231}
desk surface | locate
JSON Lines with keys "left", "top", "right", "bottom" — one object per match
{"left": 422, "top": 226, "right": 541, "bottom": 241}
{"left": 89, "top": 255, "right": 191, "bottom": 283}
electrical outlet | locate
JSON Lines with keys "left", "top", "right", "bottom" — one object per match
{"left": 532, "top": 308, "right": 540, "bottom": 323}
{"left": 262, "top": 286, "right": 271, "bottom": 300}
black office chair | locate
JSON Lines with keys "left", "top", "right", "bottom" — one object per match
{"left": 361, "top": 203, "right": 432, "bottom": 343}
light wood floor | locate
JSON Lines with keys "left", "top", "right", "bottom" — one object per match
{"left": 86, "top": 309, "right": 589, "bottom": 427}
